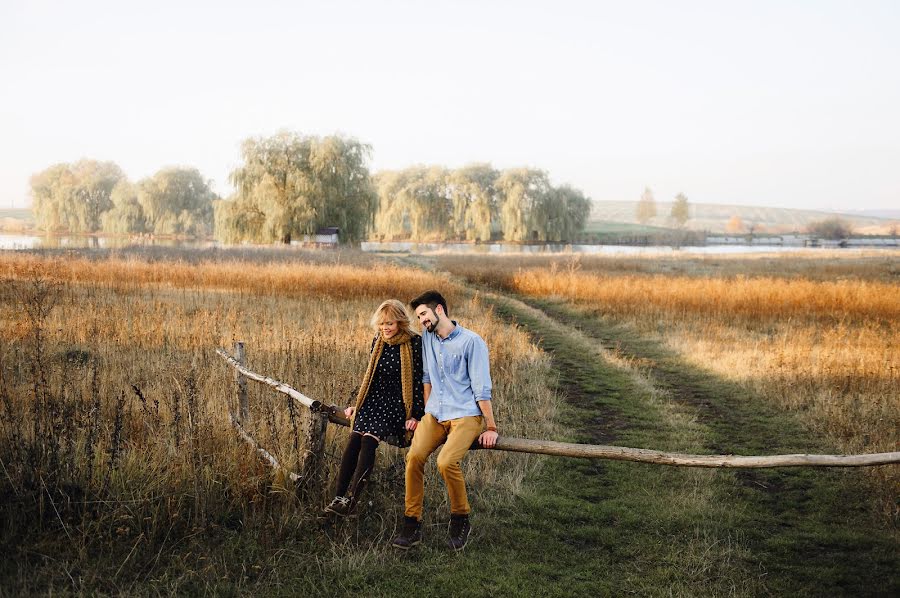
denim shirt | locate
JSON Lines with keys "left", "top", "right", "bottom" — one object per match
{"left": 421, "top": 322, "right": 492, "bottom": 422}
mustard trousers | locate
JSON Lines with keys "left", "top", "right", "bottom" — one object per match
{"left": 404, "top": 413, "right": 483, "bottom": 519}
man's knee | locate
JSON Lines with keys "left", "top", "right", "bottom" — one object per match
{"left": 406, "top": 446, "right": 429, "bottom": 470}
{"left": 436, "top": 453, "right": 459, "bottom": 477}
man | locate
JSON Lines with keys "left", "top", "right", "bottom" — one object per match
{"left": 392, "top": 290, "right": 498, "bottom": 552}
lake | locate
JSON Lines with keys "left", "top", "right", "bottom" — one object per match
{"left": 2, "top": 234, "right": 895, "bottom": 255}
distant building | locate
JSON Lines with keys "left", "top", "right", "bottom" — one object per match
{"left": 290, "top": 226, "right": 340, "bottom": 247}
{"left": 314, "top": 227, "right": 339, "bottom": 244}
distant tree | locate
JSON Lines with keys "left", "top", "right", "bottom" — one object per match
{"left": 725, "top": 215, "right": 745, "bottom": 234}
{"left": 409, "top": 166, "right": 452, "bottom": 240}
{"left": 449, "top": 163, "right": 498, "bottom": 241}
{"left": 137, "top": 167, "right": 216, "bottom": 236}
{"left": 373, "top": 170, "right": 409, "bottom": 240}
{"left": 31, "top": 159, "right": 125, "bottom": 233}
{"left": 670, "top": 192, "right": 690, "bottom": 228}
{"left": 495, "top": 168, "right": 551, "bottom": 242}
{"left": 101, "top": 180, "right": 146, "bottom": 234}
{"left": 222, "top": 131, "right": 377, "bottom": 243}
{"left": 373, "top": 166, "right": 451, "bottom": 240}
{"left": 635, "top": 187, "right": 657, "bottom": 224}
{"left": 807, "top": 217, "right": 853, "bottom": 240}
{"left": 533, "top": 185, "right": 592, "bottom": 242}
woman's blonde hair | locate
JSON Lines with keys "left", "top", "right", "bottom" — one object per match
{"left": 370, "top": 299, "right": 414, "bottom": 334}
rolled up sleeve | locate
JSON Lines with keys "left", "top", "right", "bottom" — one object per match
{"left": 469, "top": 336, "right": 492, "bottom": 402}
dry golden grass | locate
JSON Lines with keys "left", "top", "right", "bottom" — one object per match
{"left": 437, "top": 251, "right": 900, "bottom": 520}
{"left": 0, "top": 249, "right": 558, "bottom": 579}
{"left": 0, "top": 251, "right": 444, "bottom": 303}
{"left": 513, "top": 268, "right": 899, "bottom": 323}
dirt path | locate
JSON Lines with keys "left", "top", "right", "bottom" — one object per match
{"left": 475, "top": 291, "right": 898, "bottom": 597}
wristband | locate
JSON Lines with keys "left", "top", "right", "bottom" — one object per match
{"left": 486, "top": 425, "right": 497, "bottom": 432}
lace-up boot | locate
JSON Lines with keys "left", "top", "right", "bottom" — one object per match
{"left": 391, "top": 516, "right": 422, "bottom": 550}
{"left": 447, "top": 514, "right": 471, "bottom": 551}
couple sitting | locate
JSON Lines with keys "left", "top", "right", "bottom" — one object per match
{"left": 322, "top": 290, "right": 499, "bottom": 552}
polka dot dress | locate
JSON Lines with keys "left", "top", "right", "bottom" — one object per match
{"left": 353, "top": 336, "right": 424, "bottom": 441}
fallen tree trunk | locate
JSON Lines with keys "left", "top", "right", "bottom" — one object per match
{"left": 216, "top": 348, "right": 900, "bottom": 469}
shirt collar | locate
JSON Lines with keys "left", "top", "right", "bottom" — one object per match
{"left": 439, "top": 320, "right": 462, "bottom": 341}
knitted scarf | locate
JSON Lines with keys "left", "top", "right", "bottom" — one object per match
{"left": 351, "top": 330, "right": 414, "bottom": 437}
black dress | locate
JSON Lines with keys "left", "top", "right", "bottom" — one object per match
{"left": 353, "top": 335, "right": 425, "bottom": 443}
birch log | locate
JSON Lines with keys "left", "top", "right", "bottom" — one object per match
{"left": 217, "top": 348, "right": 900, "bottom": 469}
{"left": 229, "top": 413, "right": 299, "bottom": 482}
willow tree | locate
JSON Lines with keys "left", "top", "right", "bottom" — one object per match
{"left": 101, "top": 180, "right": 146, "bottom": 234}
{"left": 449, "top": 163, "right": 498, "bottom": 241}
{"left": 373, "top": 170, "right": 408, "bottom": 239}
{"left": 553, "top": 185, "right": 592, "bottom": 241}
{"left": 408, "top": 166, "right": 451, "bottom": 240}
{"left": 137, "top": 167, "right": 216, "bottom": 236}
{"left": 496, "top": 168, "right": 551, "bottom": 242}
{"left": 31, "top": 159, "right": 124, "bottom": 233}
{"left": 373, "top": 166, "right": 450, "bottom": 240}
{"left": 221, "top": 132, "right": 377, "bottom": 243}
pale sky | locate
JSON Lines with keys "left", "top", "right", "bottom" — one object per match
{"left": 2, "top": 0, "right": 899, "bottom": 212}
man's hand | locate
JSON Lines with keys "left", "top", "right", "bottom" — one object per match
{"left": 344, "top": 406, "right": 356, "bottom": 419}
{"left": 405, "top": 418, "right": 419, "bottom": 431}
{"left": 479, "top": 430, "right": 498, "bottom": 448}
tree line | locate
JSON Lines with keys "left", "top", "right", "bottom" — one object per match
{"left": 30, "top": 131, "right": 592, "bottom": 243}
{"left": 374, "top": 164, "right": 591, "bottom": 242}
{"left": 31, "top": 160, "right": 216, "bottom": 237}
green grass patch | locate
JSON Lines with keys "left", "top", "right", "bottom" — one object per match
{"left": 502, "top": 295, "right": 899, "bottom": 596}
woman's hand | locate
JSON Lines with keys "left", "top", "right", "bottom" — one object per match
{"left": 405, "top": 418, "right": 418, "bottom": 431}
{"left": 344, "top": 406, "right": 356, "bottom": 419}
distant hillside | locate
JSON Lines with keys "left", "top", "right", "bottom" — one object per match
{"left": 590, "top": 201, "right": 896, "bottom": 234}
{"left": 842, "top": 209, "right": 900, "bottom": 220}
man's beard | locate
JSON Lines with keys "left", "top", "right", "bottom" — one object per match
{"left": 424, "top": 315, "right": 438, "bottom": 332}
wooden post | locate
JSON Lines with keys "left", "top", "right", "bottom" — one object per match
{"left": 234, "top": 341, "right": 249, "bottom": 423}
{"left": 298, "top": 410, "right": 329, "bottom": 498}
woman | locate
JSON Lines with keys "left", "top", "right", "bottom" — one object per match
{"left": 323, "top": 299, "right": 425, "bottom": 517}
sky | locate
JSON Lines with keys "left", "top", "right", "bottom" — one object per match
{"left": 1, "top": 0, "right": 899, "bottom": 212}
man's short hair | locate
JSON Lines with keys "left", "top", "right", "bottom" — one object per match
{"left": 410, "top": 290, "right": 448, "bottom": 316}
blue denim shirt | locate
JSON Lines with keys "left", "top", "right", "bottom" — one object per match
{"left": 421, "top": 322, "right": 492, "bottom": 422}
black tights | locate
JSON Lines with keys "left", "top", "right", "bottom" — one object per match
{"left": 335, "top": 433, "right": 378, "bottom": 497}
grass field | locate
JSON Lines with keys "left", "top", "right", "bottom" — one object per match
{"left": 1, "top": 247, "right": 897, "bottom": 595}
{"left": 0, "top": 247, "right": 556, "bottom": 594}
{"left": 436, "top": 251, "right": 900, "bottom": 522}
{"left": 590, "top": 200, "right": 897, "bottom": 234}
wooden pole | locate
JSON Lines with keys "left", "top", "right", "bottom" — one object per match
{"left": 216, "top": 347, "right": 900, "bottom": 469}
{"left": 488, "top": 437, "right": 900, "bottom": 468}
{"left": 234, "top": 342, "right": 249, "bottom": 423}
{"left": 297, "top": 411, "right": 329, "bottom": 498}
